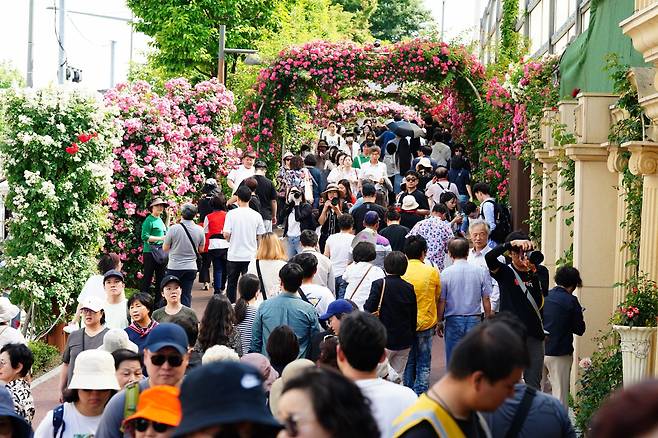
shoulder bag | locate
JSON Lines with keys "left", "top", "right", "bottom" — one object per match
{"left": 150, "top": 243, "right": 169, "bottom": 266}
{"left": 509, "top": 266, "right": 543, "bottom": 327}
{"left": 181, "top": 224, "right": 203, "bottom": 271}
{"left": 372, "top": 279, "right": 386, "bottom": 318}
{"left": 348, "top": 265, "right": 374, "bottom": 301}
{"left": 255, "top": 260, "right": 268, "bottom": 301}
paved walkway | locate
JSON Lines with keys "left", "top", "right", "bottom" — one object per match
{"left": 31, "top": 283, "right": 446, "bottom": 426}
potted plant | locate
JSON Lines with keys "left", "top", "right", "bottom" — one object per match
{"left": 612, "top": 275, "right": 658, "bottom": 386}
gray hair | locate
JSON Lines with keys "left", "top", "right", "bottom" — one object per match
{"left": 468, "top": 218, "right": 490, "bottom": 235}
{"left": 181, "top": 203, "right": 198, "bottom": 220}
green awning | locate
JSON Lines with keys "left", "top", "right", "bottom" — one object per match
{"left": 559, "top": 0, "right": 648, "bottom": 98}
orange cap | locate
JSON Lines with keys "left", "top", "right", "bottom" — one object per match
{"left": 123, "top": 385, "right": 182, "bottom": 427}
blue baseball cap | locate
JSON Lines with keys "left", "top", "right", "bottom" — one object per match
{"left": 144, "top": 323, "right": 189, "bottom": 354}
{"left": 319, "top": 299, "right": 354, "bottom": 321}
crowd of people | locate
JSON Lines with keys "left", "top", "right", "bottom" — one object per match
{"left": 0, "top": 118, "right": 652, "bottom": 438}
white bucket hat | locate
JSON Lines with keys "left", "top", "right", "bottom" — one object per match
{"left": 400, "top": 195, "right": 420, "bottom": 211}
{"left": 68, "top": 350, "right": 120, "bottom": 391}
{"left": 99, "top": 328, "right": 138, "bottom": 354}
{"left": 0, "top": 297, "right": 19, "bottom": 324}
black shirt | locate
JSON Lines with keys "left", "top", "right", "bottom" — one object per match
{"left": 352, "top": 202, "right": 387, "bottom": 233}
{"left": 400, "top": 189, "right": 430, "bottom": 210}
{"left": 364, "top": 276, "right": 417, "bottom": 350}
{"left": 485, "top": 244, "right": 545, "bottom": 340}
{"left": 400, "top": 211, "right": 425, "bottom": 230}
{"left": 239, "top": 175, "right": 276, "bottom": 220}
{"left": 379, "top": 224, "right": 410, "bottom": 252}
{"left": 544, "top": 286, "right": 586, "bottom": 356}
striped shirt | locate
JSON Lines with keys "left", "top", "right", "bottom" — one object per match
{"left": 235, "top": 305, "right": 258, "bottom": 354}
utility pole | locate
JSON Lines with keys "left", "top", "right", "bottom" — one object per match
{"left": 441, "top": 0, "right": 446, "bottom": 42}
{"left": 27, "top": 0, "right": 35, "bottom": 87}
{"left": 57, "top": 0, "right": 66, "bottom": 84}
{"left": 216, "top": 24, "right": 258, "bottom": 85}
{"left": 110, "top": 40, "right": 117, "bottom": 88}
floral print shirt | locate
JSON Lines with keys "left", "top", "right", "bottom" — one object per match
{"left": 7, "top": 379, "right": 34, "bottom": 424}
{"left": 407, "top": 216, "right": 454, "bottom": 270}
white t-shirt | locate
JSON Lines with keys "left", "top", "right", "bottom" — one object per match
{"left": 77, "top": 275, "right": 105, "bottom": 303}
{"left": 356, "top": 378, "right": 418, "bottom": 438}
{"left": 325, "top": 233, "right": 353, "bottom": 276}
{"left": 321, "top": 132, "right": 342, "bottom": 148}
{"left": 300, "top": 284, "right": 335, "bottom": 316}
{"left": 104, "top": 300, "right": 128, "bottom": 330}
{"left": 0, "top": 326, "right": 26, "bottom": 348}
{"left": 343, "top": 262, "right": 385, "bottom": 310}
{"left": 227, "top": 165, "right": 255, "bottom": 194}
{"left": 247, "top": 259, "right": 286, "bottom": 299}
{"left": 35, "top": 402, "right": 103, "bottom": 438}
{"left": 287, "top": 210, "right": 301, "bottom": 237}
{"left": 224, "top": 207, "right": 266, "bottom": 262}
{"left": 359, "top": 161, "right": 388, "bottom": 183}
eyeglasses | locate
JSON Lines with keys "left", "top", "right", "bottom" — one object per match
{"left": 150, "top": 354, "right": 183, "bottom": 367}
{"left": 134, "top": 418, "right": 172, "bottom": 433}
{"left": 405, "top": 177, "right": 418, "bottom": 182}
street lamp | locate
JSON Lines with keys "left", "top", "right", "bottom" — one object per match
{"left": 217, "top": 24, "right": 259, "bottom": 84}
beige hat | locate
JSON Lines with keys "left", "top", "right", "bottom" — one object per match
{"left": 400, "top": 195, "right": 420, "bottom": 211}
{"left": 322, "top": 183, "right": 341, "bottom": 195}
{"left": 268, "top": 359, "right": 314, "bottom": 415}
{"left": 416, "top": 157, "right": 432, "bottom": 169}
{"left": 0, "top": 297, "right": 19, "bottom": 324}
{"left": 69, "top": 350, "right": 120, "bottom": 391}
{"left": 149, "top": 197, "right": 169, "bottom": 208}
{"left": 100, "top": 328, "right": 138, "bottom": 353}
{"left": 79, "top": 296, "right": 105, "bottom": 313}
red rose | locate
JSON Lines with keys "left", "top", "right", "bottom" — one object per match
{"left": 77, "top": 133, "right": 91, "bottom": 143}
{"left": 571, "top": 88, "right": 581, "bottom": 98}
{"left": 66, "top": 143, "right": 79, "bottom": 155}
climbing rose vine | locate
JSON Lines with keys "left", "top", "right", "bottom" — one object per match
{"left": 318, "top": 99, "right": 422, "bottom": 126}
{"left": 104, "top": 78, "right": 240, "bottom": 287}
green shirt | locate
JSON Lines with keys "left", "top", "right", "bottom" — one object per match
{"left": 352, "top": 154, "right": 369, "bottom": 169}
{"left": 141, "top": 214, "right": 167, "bottom": 253}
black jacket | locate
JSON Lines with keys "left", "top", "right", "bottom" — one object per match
{"left": 544, "top": 286, "right": 586, "bottom": 356}
{"left": 364, "top": 275, "right": 417, "bottom": 350}
{"left": 282, "top": 202, "right": 316, "bottom": 236}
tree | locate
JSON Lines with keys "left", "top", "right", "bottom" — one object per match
{"left": 335, "top": 0, "right": 434, "bottom": 42}
{"left": 127, "top": 0, "right": 280, "bottom": 81}
{"left": 0, "top": 61, "right": 24, "bottom": 89}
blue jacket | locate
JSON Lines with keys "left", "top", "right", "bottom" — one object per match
{"left": 543, "top": 286, "right": 586, "bottom": 356}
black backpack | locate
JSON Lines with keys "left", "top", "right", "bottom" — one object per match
{"left": 481, "top": 199, "right": 511, "bottom": 244}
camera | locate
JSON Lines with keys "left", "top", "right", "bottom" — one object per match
{"left": 524, "top": 250, "right": 544, "bottom": 266}
{"left": 331, "top": 197, "right": 340, "bottom": 206}
{"left": 293, "top": 191, "right": 302, "bottom": 199}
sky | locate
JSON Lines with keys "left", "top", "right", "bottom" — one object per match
{"left": 0, "top": 1, "right": 489, "bottom": 91}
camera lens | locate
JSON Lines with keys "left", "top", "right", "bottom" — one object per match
{"left": 293, "top": 192, "right": 301, "bottom": 199}
{"left": 528, "top": 251, "right": 544, "bottom": 265}
{"left": 331, "top": 197, "right": 339, "bottom": 206}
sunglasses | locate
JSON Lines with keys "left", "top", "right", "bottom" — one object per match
{"left": 150, "top": 354, "right": 183, "bottom": 367}
{"left": 134, "top": 418, "right": 172, "bottom": 433}
{"left": 405, "top": 177, "right": 418, "bottom": 182}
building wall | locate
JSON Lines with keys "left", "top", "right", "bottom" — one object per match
{"left": 480, "top": 0, "right": 593, "bottom": 63}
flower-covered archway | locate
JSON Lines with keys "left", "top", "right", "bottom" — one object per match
{"left": 317, "top": 99, "right": 423, "bottom": 127}
{"left": 241, "top": 39, "right": 486, "bottom": 169}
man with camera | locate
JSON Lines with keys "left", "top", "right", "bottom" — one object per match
{"left": 484, "top": 232, "right": 548, "bottom": 389}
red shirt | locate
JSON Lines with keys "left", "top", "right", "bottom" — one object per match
{"left": 204, "top": 210, "right": 227, "bottom": 252}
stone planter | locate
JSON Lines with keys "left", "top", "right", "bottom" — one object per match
{"left": 613, "top": 325, "right": 656, "bottom": 386}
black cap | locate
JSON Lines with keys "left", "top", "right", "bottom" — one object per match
{"left": 254, "top": 160, "right": 267, "bottom": 169}
{"left": 103, "top": 269, "right": 124, "bottom": 283}
{"left": 173, "top": 362, "right": 281, "bottom": 437}
{"left": 160, "top": 275, "right": 182, "bottom": 292}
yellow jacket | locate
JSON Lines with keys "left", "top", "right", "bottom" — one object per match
{"left": 402, "top": 259, "right": 441, "bottom": 331}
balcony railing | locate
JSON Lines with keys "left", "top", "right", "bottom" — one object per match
{"left": 636, "top": 0, "right": 658, "bottom": 12}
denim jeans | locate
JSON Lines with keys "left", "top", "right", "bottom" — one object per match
{"left": 287, "top": 235, "right": 301, "bottom": 260}
{"left": 165, "top": 269, "right": 197, "bottom": 307}
{"left": 403, "top": 327, "right": 434, "bottom": 395}
{"left": 444, "top": 315, "right": 481, "bottom": 364}
{"left": 209, "top": 248, "right": 227, "bottom": 294}
{"left": 335, "top": 276, "right": 347, "bottom": 299}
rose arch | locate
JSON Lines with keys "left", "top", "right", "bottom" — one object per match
{"left": 240, "top": 39, "right": 487, "bottom": 170}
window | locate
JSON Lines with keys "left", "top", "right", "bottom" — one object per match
{"left": 529, "top": 1, "right": 543, "bottom": 53}
{"left": 581, "top": 8, "right": 590, "bottom": 32}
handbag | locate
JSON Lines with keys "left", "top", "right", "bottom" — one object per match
{"left": 150, "top": 243, "right": 168, "bottom": 266}
{"left": 372, "top": 279, "right": 386, "bottom": 318}
{"left": 181, "top": 224, "right": 203, "bottom": 271}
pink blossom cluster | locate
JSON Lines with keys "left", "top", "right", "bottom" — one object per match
{"left": 427, "top": 89, "right": 472, "bottom": 143}
{"left": 319, "top": 99, "right": 422, "bottom": 126}
{"left": 103, "top": 78, "right": 240, "bottom": 284}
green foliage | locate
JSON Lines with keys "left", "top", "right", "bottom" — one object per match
{"left": 28, "top": 340, "right": 61, "bottom": 375}
{"left": 127, "top": 0, "right": 280, "bottom": 80}
{"left": 338, "top": 0, "right": 435, "bottom": 42}
{"left": 572, "top": 330, "right": 622, "bottom": 433}
{"left": 612, "top": 275, "right": 658, "bottom": 327}
{"left": 0, "top": 61, "right": 24, "bottom": 89}
{"left": 499, "top": 0, "right": 521, "bottom": 66}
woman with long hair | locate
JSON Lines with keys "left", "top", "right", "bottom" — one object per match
{"left": 247, "top": 233, "right": 287, "bottom": 299}
{"left": 328, "top": 155, "right": 359, "bottom": 195}
{"left": 204, "top": 194, "right": 229, "bottom": 294}
{"left": 194, "top": 295, "right": 243, "bottom": 356}
{"left": 439, "top": 191, "right": 464, "bottom": 234}
{"left": 276, "top": 367, "right": 380, "bottom": 438}
{"left": 233, "top": 274, "right": 261, "bottom": 355}
{"left": 337, "top": 179, "right": 355, "bottom": 207}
